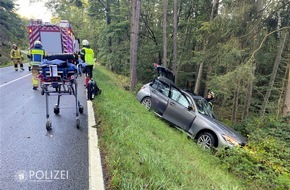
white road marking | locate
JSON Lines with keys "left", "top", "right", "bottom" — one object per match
{"left": 0, "top": 73, "right": 31, "bottom": 88}
{"left": 88, "top": 100, "right": 105, "bottom": 190}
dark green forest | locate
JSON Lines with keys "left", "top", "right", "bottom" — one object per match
{"left": 0, "top": 0, "right": 27, "bottom": 64}
{"left": 1, "top": 0, "right": 289, "bottom": 122}
{"left": 1, "top": 0, "right": 290, "bottom": 188}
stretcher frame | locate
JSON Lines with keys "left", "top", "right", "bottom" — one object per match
{"left": 39, "top": 63, "right": 83, "bottom": 131}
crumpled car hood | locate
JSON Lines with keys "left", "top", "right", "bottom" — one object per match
{"left": 198, "top": 114, "right": 247, "bottom": 143}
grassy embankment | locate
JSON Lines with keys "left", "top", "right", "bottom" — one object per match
{"left": 91, "top": 64, "right": 250, "bottom": 190}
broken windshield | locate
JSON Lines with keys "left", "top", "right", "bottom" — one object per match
{"left": 193, "top": 97, "right": 215, "bottom": 118}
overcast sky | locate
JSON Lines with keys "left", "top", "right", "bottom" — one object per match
{"left": 15, "top": 0, "right": 52, "bottom": 22}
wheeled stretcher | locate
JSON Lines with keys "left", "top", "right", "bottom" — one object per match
{"left": 39, "top": 58, "right": 84, "bottom": 131}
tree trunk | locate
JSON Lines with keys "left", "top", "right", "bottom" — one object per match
{"left": 232, "top": 80, "right": 240, "bottom": 122}
{"left": 130, "top": 0, "right": 141, "bottom": 90}
{"left": 194, "top": 60, "right": 203, "bottom": 94}
{"left": 98, "top": 0, "right": 112, "bottom": 53}
{"left": 210, "top": 0, "right": 219, "bottom": 22}
{"left": 200, "top": 0, "right": 219, "bottom": 96}
{"left": 162, "top": 0, "right": 167, "bottom": 67}
{"left": 106, "top": 0, "right": 112, "bottom": 54}
{"left": 242, "top": 79, "right": 253, "bottom": 120}
{"left": 172, "top": 0, "right": 177, "bottom": 81}
{"left": 97, "top": 0, "right": 112, "bottom": 69}
{"left": 261, "top": 32, "right": 288, "bottom": 115}
{"left": 242, "top": 0, "right": 264, "bottom": 120}
{"left": 283, "top": 61, "right": 290, "bottom": 118}
{"left": 178, "top": 19, "right": 193, "bottom": 91}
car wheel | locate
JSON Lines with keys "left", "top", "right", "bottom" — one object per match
{"left": 197, "top": 132, "right": 217, "bottom": 150}
{"left": 141, "top": 97, "right": 151, "bottom": 110}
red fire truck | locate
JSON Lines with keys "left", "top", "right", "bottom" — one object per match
{"left": 28, "top": 19, "right": 79, "bottom": 55}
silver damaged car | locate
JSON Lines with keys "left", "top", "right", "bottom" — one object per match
{"left": 137, "top": 76, "right": 247, "bottom": 150}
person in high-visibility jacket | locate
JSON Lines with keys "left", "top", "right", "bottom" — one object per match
{"left": 27, "top": 41, "right": 46, "bottom": 90}
{"left": 10, "top": 44, "right": 24, "bottom": 71}
{"left": 80, "top": 39, "right": 95, "bottom": 79}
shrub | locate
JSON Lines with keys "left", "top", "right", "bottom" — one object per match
{"left": 216, "top": 116, "right": 290, "bottom": 189}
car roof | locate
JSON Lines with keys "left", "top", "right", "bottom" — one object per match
{"left": 188, "top": 92, "right": 203, "bottom": 99}
{"left": 156, "top": 77, "right": 207, "bottom": 102}
{"left": 181, "top": 89, "right": 199, "bottom": 98}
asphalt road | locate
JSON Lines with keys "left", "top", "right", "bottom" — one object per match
{"left": 0, "top": 64, "right": 103, "bottom": 190}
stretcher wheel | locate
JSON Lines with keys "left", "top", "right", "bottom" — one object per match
{"left": 54, "top": 106, "right": 60, "bottom": 115}
{"left": 41, "top": 85, "right": 47, "bottom": 96}
{"left": 76, "top": 118, "right": 80, "bottom": 129}
{"left": 79, "top": 106, "right": 84, "bottom": 114}
{"left": 46, "top": 120, "right": 52, "bottom": 131}
{"left": 41, "top": 88, "right": 45, "bottom": 95}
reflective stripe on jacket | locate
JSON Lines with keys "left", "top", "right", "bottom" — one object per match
{"left": 30, "top": 48, "right": 45, "bottom": 65}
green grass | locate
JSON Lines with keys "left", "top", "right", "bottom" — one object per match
{"left": 91, "top": 64, "right": 247, "bottom": 190}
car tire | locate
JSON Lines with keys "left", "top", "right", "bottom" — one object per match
{"left": 197, "top": 132, "right": 217, "bottom": 150}
{"left": 141, "top": 97, "right": 152, "bottom": 110}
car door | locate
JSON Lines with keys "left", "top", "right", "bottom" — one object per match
{"left": 150, "top": 79, "right": 170, "bottom": 115}
{"left": 162, "top": 86, "right": 196, "bottom": 131}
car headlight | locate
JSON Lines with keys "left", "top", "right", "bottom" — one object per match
{"left": 222, "top": 134, "right": 240, "bottom": 146}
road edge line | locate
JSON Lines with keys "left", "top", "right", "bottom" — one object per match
{"left": 88, "top": 100, "right": 105, "bottom": 190}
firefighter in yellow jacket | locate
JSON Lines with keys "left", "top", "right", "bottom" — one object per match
{"left": 10, "top": 44, "right": 24, "bottom": 71}
{"left": 27, "top": 41, "right": 46, "bottom": 90}
{"left": 80, "top": 39, "right": 95, "bottom": 79}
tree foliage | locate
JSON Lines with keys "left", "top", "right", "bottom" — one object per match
{"left": 47, "top": 0, "right": 290, "bottom": 120}
{"left": 0, "top": 0, "right": 27, "bottom": 64}
{"left": 18, "top": 0, "right": 290, "bottom": 121}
